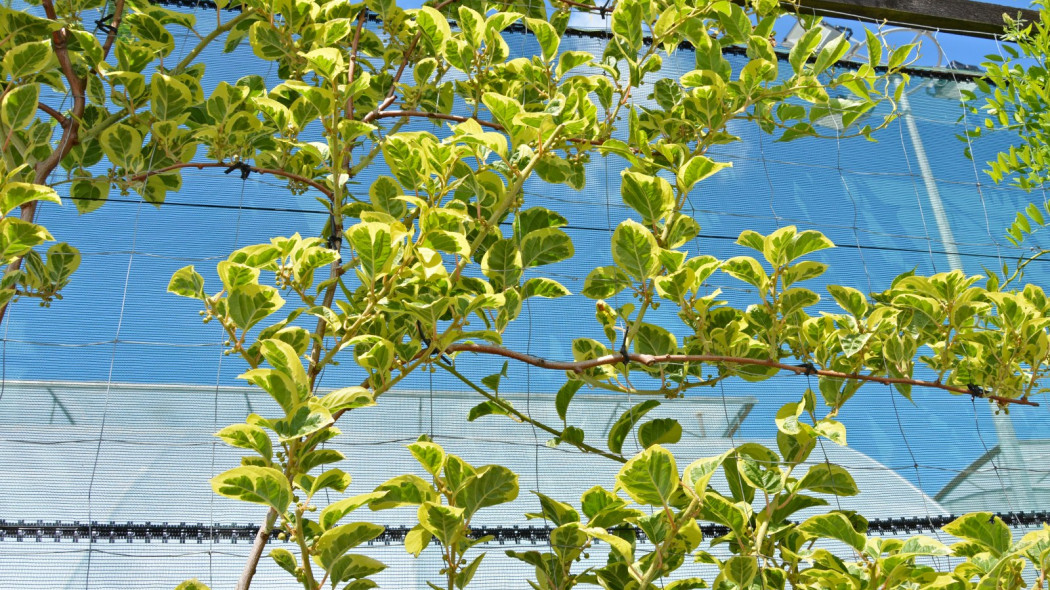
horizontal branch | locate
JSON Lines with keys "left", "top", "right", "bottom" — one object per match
{"left": 128, "top": 161, "right": 332, "bottom": 198}
{"left": 373, "top": 110, "right": 504, "bottom": 130}
{"left": 443, "top": 343, "right": 1040, "bottom": 407}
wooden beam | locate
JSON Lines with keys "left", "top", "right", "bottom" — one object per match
{"left": 787, "top": 0, "right": 1039, "bottom": 38}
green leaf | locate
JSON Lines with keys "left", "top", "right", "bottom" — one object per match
{"left": 683, "top": 451, "right": 729, "bottom": 494}
{"left": 1, "top": 40, "right": 52, "bottom": 78}
{"left": 272, "top": 401, "right": 334, "bottom": 443}
{"left": 270, "top": 548, "right": 297, "bottom": 576}
{"left": 455, "top": 554, "right": 485, "bottom": 589}
{"left": 330, "top": 554, "right": 386, "bottom": 584}
{"left": 459, "top": 465, "right": 519, "bottom": 517}
{"left": 70, "top": 177, "right": 109, "bottom": 214}
{"left": 215, "top": 423, "right": 272, "bottom": 462}
{"left": 467, "top": 400, "right": 510, "bottom": 421}
{"left": 320, "top": 492, "right": 387, "bottom": 530}
{"left": 827, "top": 284, "right": 868, "bottom": 317}
{"left": 315, "top": 522, "right": 386, "bottom": 570}
{"left": 555, "top": 380, "right": 583, "bottom": 422}
{"left": 210, "top": 466, "right": 291, "bottom": 512}
{"left": 521, "top": 227, "right": 573, "bottom": 268}
{"left": 1, "top": 85, "right": 40, "bottom": 131}
{"left": 699, "top": 493, "right": 747, "bottom": 537}
{"left": 348, "top": 222, "right": 395, "bottom": 280}
{"left": 216, "top": 261, "right": 259, "bottom": 290}
{"left": 522, "top": 277, "right": 570, "bottom": 299}
{"left": 407, "top": 441, "right": 445, "bottom": 475}
{"left": 616, "top": 444, "right": 679, "bottom": 506}
{"left": 0, "top": 218, "right": 52, "bottom": 262}
{"left": 404, "top": 524, "right": 432, "bottom": 557}
{"left": 799, "top": 513, "right": 866, "bottom": 551}
{"left": 417, "top": 502, "right": 464, "bottom": 545}
{"left": 150, "top": 73, "right": 192, "bottom": 120}
{"left": 943, "top": 513, "right": 1011, "bottom": 557}
{"left": 525, "top": 18, "right": 559, "bottom": 62}
{"left": 260, "top": 339, "right": 308, "bottom": 399}
{"left": 426, "top": 230, "right": 470, "bottom": 256}
{"left": 621, "top": 170, "right": 675, "bottom": 223}
{"left": 722, "top": 556, "right": 758, "bottom": 588}
{"left": 607, "top": 399, "right": 660, "bottom": 455}
{"left": 99, "top": 123, "right": 143, "bottom": 169}
{"left": 371, "top": 474, "right": 439, "bottom": 509}
{"left": 798, "top": 463, "right": 859, "bottom": 496}
{"left": 319, "top": 386, "right": 374, "bottom": 412}
{"left": 582, "top": 266, "right": 631, "bottom": 299}
{"left": 638, "top": 418, "right": 682, "bottom": 448}
{"left": 612, "top": 220, "right": 659, "bottom": 281}
{"left": 174, "top": 581, "right": 211, "bottom": 590}
{"left": 611, "top": 0, "right": 643, "bottom": 53}
{"left": 481, "top": 238, "right": 522, "bottom": 289}
{"left": 0, "top": 182, "right": 61, "bottom": 217}
{"left": 678, "top": 155, "right": 731, "bottom": 193}
{"left": 721, "top": 256, "right": 767, "bottom": 290}
{"left": 634, "top": 323, "right": 677, "bottom": 356}
{"left": 415, "top": 6, "right": 452, "bottom": 50}
{"left": 239, "top": 368, "right": 299, "bottom": 413}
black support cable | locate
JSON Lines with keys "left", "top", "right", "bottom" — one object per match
{"left": 3, "top": 511, "right": 1048, "bottom": 544}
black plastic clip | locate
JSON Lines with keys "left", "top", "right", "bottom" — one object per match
{"left": 967, "top": 384, "right": 986, "bottom": 399}
{"left": 796, "top": 362, "right": 818, "bottom": 376}
{"left": 619, "top": 332, "right": 630, "bottom": 366}
{"left": 95, "top": 13, "right": 117, "bottom": 34}
{"left": 224, "top": 161, "right": 252, "bottom": 180}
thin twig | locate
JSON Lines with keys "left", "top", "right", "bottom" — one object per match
{"left": 372, "top": 110, "right": 504, "bottom": 130}
{"left": 437, "top": 360, "right": 628, "bottom": 463}
{"left": 344, "top": 10, "right": 367, "bottom": 119}
{"left": 128, "top": 161, "right": 333, "bottom": 198}
{"left": 442, "top": 343, "right": 1040, "bottom": 407}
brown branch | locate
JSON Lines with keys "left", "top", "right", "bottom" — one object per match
{"left": 372, "top": 110, "right": 504, "bottom": 130}
{"left": 442, "top": 343, "right": 1040, "bottom": 408}
{"left": 100, "top": 0, "right": 125, "bottom": 60}
{"left": 237, "top": 508, "right": 278, "bottom": 590}
{"left": 37, "top": 102, "right": 68, "bottom": 127}
{"left": 0, "top": 0, "right": 87, "bottom": 328}
{"left": 344, "top": 10, "right": 367, "bottom": 120}
{"left": 128, "top": 161, "right": 333, "bottom": 198}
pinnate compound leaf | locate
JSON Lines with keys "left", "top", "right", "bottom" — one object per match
{"left": 210, "top": 466, "right": 291, "bottom": 512}
{"left": 616, "top": 444, "right": 679, "bottom": 506}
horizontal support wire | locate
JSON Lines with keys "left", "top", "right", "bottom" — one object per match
{"left": 3, "top": 511, "right": 1048, "bottom": 545}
